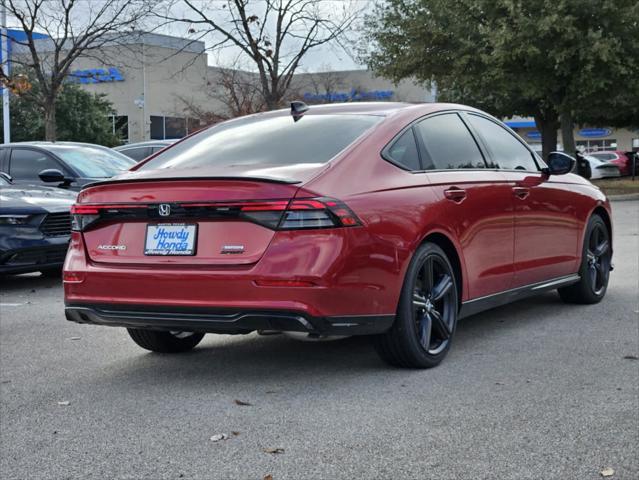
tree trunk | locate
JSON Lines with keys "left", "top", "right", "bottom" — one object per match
{"left": 560, "top": 113, "right": 576, "bottom": 155}
{"left": 44, "top": 100, "right": 57, "bottom": 141}
{"left": 534, "top": 110, "right": 560, "bottom": 162}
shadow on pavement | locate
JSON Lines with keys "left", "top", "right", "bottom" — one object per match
{"left": 88, "top": 291, "right": 577, "bottom": 390}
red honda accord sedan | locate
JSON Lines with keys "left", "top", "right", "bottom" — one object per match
{"left": 64, "top": 102, "right": 613, "bottom": 368}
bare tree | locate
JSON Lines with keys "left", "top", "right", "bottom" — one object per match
{"left": 211, "top": 66, "right": 266, "bottom": 117}
{"left": 158, "top": 0, "right": 361, "bottom": 110}
{"left": 177, "top": 62, "right": 266, "bottom": 126}
{"left": 1, "top": 0, "right": 156, "bottom": 140}
{"left": 301, "top": 64, "right": 347, "bottom": 103}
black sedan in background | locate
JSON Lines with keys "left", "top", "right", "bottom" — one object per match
{"left": 0, "top": 142, "right": 136, "bottom": 191}
{"left": 0, "top": 173, "right": 76, "bottom": 276}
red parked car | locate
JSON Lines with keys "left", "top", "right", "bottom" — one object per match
{"left": 64, "top": 102, "right": 613, "bottom": 368}
{"left": 589, "top": 150, "right": 635, "bottom": 176}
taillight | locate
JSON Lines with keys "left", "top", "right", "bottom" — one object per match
{"left": 70, "top": 197, "right": 361, "bottom": 232}
{"left": 237, "top": 197, "right": 361, "bottom": 230}
{"left": 71, "top": 205, "right": 100, "bottom": 231}
{"left": 71, "top": 204, "right": 142, "bottom": 231}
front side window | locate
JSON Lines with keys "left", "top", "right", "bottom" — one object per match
{"left": 414, "top": 113, "right": 485, "bottom": 170}
{"left": 9, "top": 149, "right": 61, "bottom": 180}
{"left": 386, "top": 129, "right": 421, "bottom": 170}
{"left": 45, "top": 145, "right": 135, "bottom": 178}
{"left": 467, "top": 115, "right": 539, "bottom": 171}
{"left": 139, "top": 114, "right": 382, "bottom": 171}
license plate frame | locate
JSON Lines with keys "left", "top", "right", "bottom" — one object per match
{"left": 144, "top": 223, "right": 198, "bottom": 256}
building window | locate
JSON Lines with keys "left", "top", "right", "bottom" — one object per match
{"left": 108, "top": 115, "right": 128, "bottom": 143}
{"left": 150, "top": 116, "right": 201, "bottom": 140}
{"left": 150, "top": 116, "right": 164, "bottom": 140}
{"left": 576, "top": 139, "right": 617, "bottom": 152}
{"left": 165, "top": 117, "right": 186, "bottom": 139}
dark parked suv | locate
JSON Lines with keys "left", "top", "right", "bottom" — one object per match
{"left": 0, "top": 172, "right": 76, "bottom": 275}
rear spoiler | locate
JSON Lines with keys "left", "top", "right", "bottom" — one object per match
{"left": 82, "top": 175, "right": 302, "bottom": 190}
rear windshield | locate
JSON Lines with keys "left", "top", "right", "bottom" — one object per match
{"left": 138, "top": 114, "right": 382, "bottom": 171}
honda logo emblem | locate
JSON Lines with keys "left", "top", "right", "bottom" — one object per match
{"left": 158, "top": 204, "right": 171, "bottom": 217}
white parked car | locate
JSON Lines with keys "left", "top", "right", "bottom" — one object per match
{"left": 583, "top": 155, "right": 621, "bottom": 179}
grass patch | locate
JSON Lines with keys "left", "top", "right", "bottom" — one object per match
{"left": 592, "top": 177, "right": 639, "bottom": 196}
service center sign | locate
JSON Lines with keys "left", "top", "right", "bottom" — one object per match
{"left": 303, "top": 89, "right": 394, "bottom": 103}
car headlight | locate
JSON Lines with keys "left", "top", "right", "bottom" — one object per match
{"left": 0, "top": 214, "right": 32, "bottom": 225}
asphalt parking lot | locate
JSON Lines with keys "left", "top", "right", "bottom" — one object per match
{"left": 1, "top": 200, "right": 637, "bottom": 480}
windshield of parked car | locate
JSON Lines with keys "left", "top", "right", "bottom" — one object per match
{"left": 46, "top": 145, "right": 136, "bottom": 178}
{"left": 138, "top": 114, "right": 383, "bottom": 171}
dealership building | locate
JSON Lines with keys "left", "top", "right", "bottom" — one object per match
{"left": 9, "top": 31, "right": 639, "bottom": 151}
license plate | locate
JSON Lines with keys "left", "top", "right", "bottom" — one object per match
{"left": 144, "top": 223, "right": 197, "bottom": 256}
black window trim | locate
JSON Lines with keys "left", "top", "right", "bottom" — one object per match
{"left": 460, "top": 111, "right": 544, "bottom": 173}
{"left": 8, "top": 147, "right": 75, "bottom": 179}
{"left": 382, "top": 109, "right": 492, "bottom": 173}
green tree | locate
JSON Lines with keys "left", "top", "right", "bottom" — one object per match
{"left": 363, "top": 0, "right": 639, "bottom": 160}
{"left": 1, "top": 80, "right": 121, "bottom": 146}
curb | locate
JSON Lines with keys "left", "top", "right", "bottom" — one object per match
{"left": 608, "top": 193, "right": 639, "bottom": 201}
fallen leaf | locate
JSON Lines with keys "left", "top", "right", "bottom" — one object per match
{"left": 57, "top": 401, "right": 70, "bottom": 406}
{"left": 495, "top": 382, "right": 504, "bottom": 386}
{"left": 263, "top": 447, "right": 284, "bottom": 454}
{"left": 209, "top": 434, "right": 228, "bottom": 442}
{"left": 623, "top": 355, "right": 638, "bottom": 360}
{"left": 69, "top": 337, "right": 81, "bottom": 341}
{"left": 234, "top": 399, "right": 252, "bottom": 406}
{"left": 600, "top": 467, "right": 614, "bottom": 477}
{"left": 264, "top": 475, "right": 273, "bottom": 480}
{"left": 231, "top": 431, "right": 240, "bottom": 436}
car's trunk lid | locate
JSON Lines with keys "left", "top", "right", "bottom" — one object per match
{"left": 78, "top": 178, "right": 306, "bottom": 266}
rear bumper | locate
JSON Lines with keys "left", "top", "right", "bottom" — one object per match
{"left": 65, "top": 303, "right": 394, "bottom": 336}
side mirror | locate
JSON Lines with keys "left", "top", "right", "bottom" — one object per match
{"left": 38, "top": 169, "right": 67, "bottom": 183}
{"left": 544, "top": 152, "right": 576, "bottom": 176}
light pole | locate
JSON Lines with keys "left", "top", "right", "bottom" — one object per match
{"left": 1, "top": 0, "right": 9, "bottom": 144}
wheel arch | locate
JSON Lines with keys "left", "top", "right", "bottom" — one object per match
{"left": 420, "top": 232, "right": 465, "bottom": 307}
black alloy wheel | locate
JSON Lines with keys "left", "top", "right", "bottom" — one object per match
{"left": 375, "top": 242, "right": 459, "bottom": 368}
{"left": 412, "top": 253, "right": 456, "bottom": 355}
{"left": 558, "top": 214, "right": 611, "bottom": 304}
{"left": 585, "top": 222, "right": 611, "bottom": 296}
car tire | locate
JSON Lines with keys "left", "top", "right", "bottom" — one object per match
{"left": 558, "top": 214, "right": 611, "bottom": 304}
{"left": 127, "top": 329, "right": 205, "bottom": 353}
{"left": 374, "top": 242, "right": 459, "bottom": 368}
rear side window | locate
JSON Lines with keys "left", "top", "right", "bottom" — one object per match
{"left": 386, "top": 129, "right": 421, "bottom": 170}
{"left": 414, "top": 113, "right": 485, "bottom": 170}
{"left": 121, "top": 147, "right": 151, "bottom": 161}
{"left": 467, "top": 115, "right": 539, "bottom": 171}
{"left": 9, "top": 149, "right": 61, "bottom": 180}
{"left": 139, "top": 114, "right": 382, "bottom": 171}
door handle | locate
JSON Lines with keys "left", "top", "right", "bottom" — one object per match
{"left": 513, "top": 186, "right": 530, "bottom": 199}
{"left": 444, "top": 187, "right": 467, "bottom": 203}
